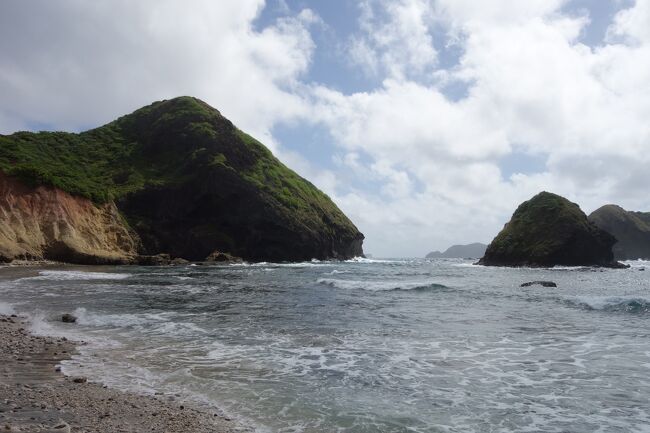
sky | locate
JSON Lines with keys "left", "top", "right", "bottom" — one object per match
{"left": 1, "top": 0, "right": 650, "bottom": 257}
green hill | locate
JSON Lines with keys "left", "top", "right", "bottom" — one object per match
{"left": 479, "top": 192, "right": 622, "bottom": 267}
{"left": 0, "top": 97, "right": 364, "bottom": 262}
{"left": 589, "top": 204, "right": 650, "bottom": 260}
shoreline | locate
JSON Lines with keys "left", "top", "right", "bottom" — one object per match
{"left": 0, "top": 313, "right": 244, "bottom": 433}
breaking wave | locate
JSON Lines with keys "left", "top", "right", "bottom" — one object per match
{"left": 23, "top": 270, "right": 133, "bottom": 281}
{"left": 317, "top": 278, "right": 449, "bottom": 292}
{"left": 344, "top": 257, "right": 399, "bottom": 264}
{"left": 0, "top": 301, "right": 16, "bottom": 315}
{"left": 568, "top": 296, "right": 650, "bottom": 313}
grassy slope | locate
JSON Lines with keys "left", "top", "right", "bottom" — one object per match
{"left": 590, "top": 205, "right": 650, "bottom": 233}
{"left": 487, "top": 192, "right": 598, "bottom": 261}
{"left": 0, "top": 96, "right": 358, "bottom": 236}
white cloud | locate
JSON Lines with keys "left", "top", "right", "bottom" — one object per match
{"left": 2, "top": 0, "right": 650, "bottom": 257}
{"left": 0, "top": 0, "right": 315, "bottom": 144}
{"left": 348, "top": 0, "right": 438, "bottom": 80}
{"left": 607, "top": 0, "right": 650, "bottom": 43}
{"left": 305, "top": 0, "right": 650, "bottom": 256}
{"left": 433, "top": 0, "right": 568, "bottom": 28}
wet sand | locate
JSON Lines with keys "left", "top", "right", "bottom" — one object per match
{"left": 0, "top": 314, "right": 244, "bottom": 432}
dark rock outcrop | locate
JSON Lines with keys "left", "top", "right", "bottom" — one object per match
{"left": 588, "top": 205, "right": 650, "bottom": 260}
{"left": 520, "top": 281, "right": 557, "bottom": 288}
{"left": 426, "top": 243, "right": 487, "bottom": 259}
{"left": 0, "top": 97, "right": 364, "bottom": 263}
{"left": 136, "top": 254, "right": 172, "bottom": 266}
{"left": 170, "top": 257, "right": 190, "bottom": 265}
{"left": 479, "top": 192, "right": 625, "bottom": 268}
{"left": 61, "top": 313, "right": 77, "bottom": 323}
{"left": 204, "top": 251, "right": 243, "bottom": 263}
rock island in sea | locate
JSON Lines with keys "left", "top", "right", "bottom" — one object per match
{"left": 479, "top": 191, "right": 626, "bottom": 268}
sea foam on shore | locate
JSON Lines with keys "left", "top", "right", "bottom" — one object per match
{"left": 0, "top": 313, "right": 243, "bottom": 433}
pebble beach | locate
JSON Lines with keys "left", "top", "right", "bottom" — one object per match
{"left": 0, "top": 313, "right": 242, "bottom": 433}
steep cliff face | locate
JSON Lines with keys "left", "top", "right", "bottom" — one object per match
{"left": 0, "top": 172, "right": 139, "bottom": 263}
{"left": 589, "top": 205, "right": 650, "bottom": 260}
{"left": 0, "top": 97, "right": 363, "bottom": 263}
{"left": 479, "top": 192, "right": 622, "bottom": 268}
{"left": 119, "top": 177, "right": 363, "bottom": 262}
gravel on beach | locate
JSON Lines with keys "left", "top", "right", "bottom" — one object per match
{"left": 0, "top": 314, "right": 243, "bottom": 433}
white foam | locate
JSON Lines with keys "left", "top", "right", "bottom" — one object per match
{"left": 244, "top": 258, "right": 325, "bottom": 266}
{"left": 23, "top": 270, "right": 132, "bottom": 281}
{"left": 25, "top": 309, "right": 121, "bottom": 350}
{"left": 345, "top": 257, "right": 398, "bottom": 263}
{"left": 0, "top": 301, "right": 16, "bottom": 315}
{"left": 452, "top": 262, "right": 481, "bottom": 268}
{"left": 327, "top": 269, "right": 348, "bottom": 275}
{"left": 73, "top": 307, "right": 157, "bottom": 327}
{"left": 317, "top": 278, "right": 447, "bottom": 292}
{"left": 551, "top": 265, "right": 591, "bottom": 270}
{"left": 71, "top": 308, "right": 208, "bottom": 337}
{"left": 623, "top": 259, "right": 650, "bottom": 269}
{"left": 571, "top": 296, "right": 650, "bottom": 312}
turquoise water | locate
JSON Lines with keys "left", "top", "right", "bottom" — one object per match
{"left": 1, "top": 258, "right": 649, "bottom": 432}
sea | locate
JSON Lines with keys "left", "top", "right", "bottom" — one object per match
{"left": 1, "top": 258, "right": 649, "bottom": 433}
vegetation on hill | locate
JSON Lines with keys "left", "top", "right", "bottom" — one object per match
{"left": 480, "top": 192, "right": 621, "bottom": 267}
{"left": 0, "top": 97, "right": 363, "bottom": 261}
{"left": 589, "top": 204, "right": 650, "bottom": 260}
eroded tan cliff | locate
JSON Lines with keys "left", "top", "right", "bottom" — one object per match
{"left": 0, "top": 172, "right": 138, "bottom": 264}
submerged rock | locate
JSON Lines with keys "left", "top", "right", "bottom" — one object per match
{"left": 589, "top": 204, "right": 650, "bottom": 260}
{"left": 520, "top": 281, "right": 557, "bottom": 288}
{"left": 51, "top": 421, "right": 71, "bottom": 433}
{"left": 204, "top": 251, "right": 243, "bottom": 263}
{"left": 61, "top": 314, "right": 77, "bottom": 323}
{"left": 479, "top": 192, "right": 625, "bottom": 268}
{"left": 136, "top": 254, "right": 171, "bottom": 266}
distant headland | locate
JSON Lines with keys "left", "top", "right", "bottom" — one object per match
{"left": 426, "top": 243, "right": 487, "bottom": 259}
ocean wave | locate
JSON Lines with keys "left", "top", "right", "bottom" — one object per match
{"left": 0, "top": 301, "right": 16, "bottom": 315}
{"left": 622, "top": 259, "right": 650, "bottom": 269}
{"left": 23, "top": 270, "right": 132, "bottom": 281}
{"left": 550, "top": 266, "right": 592, "bottom": 271}
{"left": 452, "top": 262, "right": 481, "bottom": 268}
{"left": 73, "top": 307, "right": 157, "bottom": 327}
{"left": 327, "top": 269, "right": 349, "bottom": 275}
{"left": 316, "top": 278, "right": 449, "bottom": 292}
{"left": 344, "top": 257, "right": 399, "bottom": 264}
{"left": 71, "top": 308, "right": 207, "bottom": 336}
{"left": 234, "top": 261, "right": 329, "bottom": 268}
{"left": 568, "top": 296, "right": 650, "bottom": 313}
{"left": 24, "top": 309, "right": 120, "bottom": 346}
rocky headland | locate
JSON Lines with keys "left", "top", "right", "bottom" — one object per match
{"left": 0, "top": 97, "right": 363, "bottom": 264}
{"left": 588, "top": 204, "right": 650, "bottom": 260}
{"left": 479, "top": 192, "right": 626, "bottom": 268}
{"left": 426, "top": 243, "right": 487, "bottom": 259}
